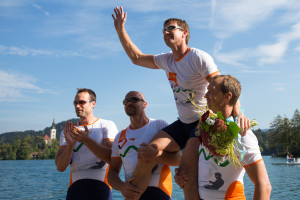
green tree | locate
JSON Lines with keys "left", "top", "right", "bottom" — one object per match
{"left": 16, "top": 139, "right": 31, "bottom": 160}
{"left": 290, "top": 109, "right": 300, "bottom": 156}
{"left": 268, "top": 115, "right": 284, "bottom": 155}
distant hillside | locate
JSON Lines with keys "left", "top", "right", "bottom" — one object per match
{"left": 0, "top": 118, "right": 79, "bottom": 145}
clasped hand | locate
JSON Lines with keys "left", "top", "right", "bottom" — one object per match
{"left": 137, "top": 143, "right": 159, "bottom": 161}
{"left": 63, "top": 121, "right": 90, "bottom": 145}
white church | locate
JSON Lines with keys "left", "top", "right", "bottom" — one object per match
{"left": 44, "top": 119, "right": 56, "bottom": 145}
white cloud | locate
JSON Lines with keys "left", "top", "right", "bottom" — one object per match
{"left": 215, "top": 21, "right": 300, "bottom": 67}
{"left": 0, "top": 45, "right": 53, "bottom": 56}
{"left": 210, "top": 0, "right": 291, "bottom": 38}
{"left": 214, "top": 42, "right": 251, "bottom": 67}
{"left": 32, "top": 3, "right": 50, "bottom": 16}
{"left": 271, "top": 82, "right": 286, "bottom": 92}
{"left": 0, "top": 45, "right": 108, "bottom": 59}
{"left": 0, "top": 70, "right": 44, "bottom": 102}
{"left": 256, "top": 40, "right": 288, "bottom": 65}
{"left": 0, "top": 0, "right": 25, "bottom": 7}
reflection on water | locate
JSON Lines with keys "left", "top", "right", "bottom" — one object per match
{"left": 0, "top": 156, "right": 299, "bottom": 199}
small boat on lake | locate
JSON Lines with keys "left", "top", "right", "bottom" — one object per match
{"left": 272, "top": 155, "right": 300, "bottom": 165}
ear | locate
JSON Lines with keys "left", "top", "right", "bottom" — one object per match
{"left": 143, "top": 101, "right": 148, "bottom": 108}
{"left": 224, "top": 92, "right": 232, "bottom": 104}
{"left": 182, "top": 29, "right": 188, "bottom": 38}
{"left": 91, "top": 101, "right": 96, "bottom": 108}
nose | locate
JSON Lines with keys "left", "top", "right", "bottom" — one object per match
{"left": 75, "top": 103, "right": 81, "bottom": 108}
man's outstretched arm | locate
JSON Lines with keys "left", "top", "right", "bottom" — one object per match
{"left": 112, "top": 6, "right": 156, "bottom": 69}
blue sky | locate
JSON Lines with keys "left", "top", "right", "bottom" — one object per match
{"left": 1, "top": 0, "right": 300, "bottom": 134}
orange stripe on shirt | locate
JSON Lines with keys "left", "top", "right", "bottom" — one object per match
{"left": 204, "top": 70, "right": 219, "bottom": 79}
{"left": 225, "top": 181, "right": 246, "bottom": 200}
{"left": 103, "top": 138, "right": 114, "bottom": 141}
{"left": 68, "top": 170, "right": 73, "bottom": 188}
{"left": 78, "top": 118, "right": 99, "bottom": 126}
{"left": 244, "top": 158, "right": 263, "bottom": 168}
{"left": 158, "top": 165, "right": 172, "bottom": 198}
{"left": 175, "top": 47, "right": 191, "bottom": 62}
{"left": 152, "top": 55, "right": 159, "bottom": 69}
{"left": 104, "top": 165, "right": 112, "bottom": 189}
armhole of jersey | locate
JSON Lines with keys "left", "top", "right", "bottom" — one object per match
{"left": 204, "top": 70, "right": 219, "bottom": 80}
{"left": 152, "top": 55, "right": 159, "bottom": 69}
{"left": 243, "top": 158, "right": 263, "bottom": 168}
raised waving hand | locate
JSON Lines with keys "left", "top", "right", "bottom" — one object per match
{"left": 112, "top": 6, "right": 127, "bottom": 32}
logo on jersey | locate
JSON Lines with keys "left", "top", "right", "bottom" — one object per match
{"left": 168, "top": 72, "right": 178, "bottom": 87}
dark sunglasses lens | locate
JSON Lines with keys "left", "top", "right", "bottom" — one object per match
{"left": 167, "top": 25, "right": 176, "bottom": 31}
{"left": 74, "top": 100, "right": 87, "bottom": 105}
{"left": 123, "top": 97, "right": 140, "bottom": 105}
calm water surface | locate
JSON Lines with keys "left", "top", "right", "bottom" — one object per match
{"left": 0, "top": 156, "right": 299, "bottom": 199}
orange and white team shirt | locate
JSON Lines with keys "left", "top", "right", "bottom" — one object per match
{"left": 111, "top": 119, "right": 172, "bottom": 197}
{"left": 198, "top": 130, "right": 263, "bottom": 200}
{"left": 59, "top": 118, "right": 118, "bottom": 184}
{"left": 153, "top": 48, "right": 219, "bottom": 124}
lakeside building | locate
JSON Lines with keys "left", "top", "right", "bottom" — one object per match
{"left": 44, "top": 119, "right": 56, "bottom": 145}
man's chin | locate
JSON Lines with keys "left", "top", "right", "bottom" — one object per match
{"left": 125, "top": 111, "right": 136, "bottom": 116}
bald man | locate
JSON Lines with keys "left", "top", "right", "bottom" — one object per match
{"left": 108, "top": 91, "right": 179, "bottom": 200}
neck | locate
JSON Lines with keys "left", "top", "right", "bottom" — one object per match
{"left": 129, "top": 114, "right": 149, "bottom": 130}
{"left": 80, "top": 114, "right": 97, "bottom": 125}
{"left": 220, "top": 105, "right": 234, "bottom": 119}
{"left": 171, "top": 43, "right": 189, "bottom": 60}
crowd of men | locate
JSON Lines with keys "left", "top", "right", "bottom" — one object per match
{"left": 55, "top": 6, "right": 272, "bottom": 200}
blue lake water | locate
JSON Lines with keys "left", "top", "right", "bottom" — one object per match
{"left": 0, "top": 156, "right": 299, "bottom": 199}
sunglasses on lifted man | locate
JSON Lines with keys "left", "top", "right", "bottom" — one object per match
{"left": 123, "top": 97, "right": 144, "bottom": 105}
{"left": 73, "top": 100, "right": 94, "bottom": 105}
{"left": 163, "top": 25, "right": 183, "bottom": 33}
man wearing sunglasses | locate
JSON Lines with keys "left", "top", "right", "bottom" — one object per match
{"left": 55, "top": 88, "right": 118, "bottom": 200}
{"left": 112, "top": 6, "right": 248, "bottom": 200}
{"left": 108, "top": 91, "right": 179, "bottom": 200}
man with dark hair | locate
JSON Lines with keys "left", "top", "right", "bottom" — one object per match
{"left": 112, "top": 7, "right": 249, "bottom": 199}
{"left": 55, "top": 88, "right": 118, "bottom": 200}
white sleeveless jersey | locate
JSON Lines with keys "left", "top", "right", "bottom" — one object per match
{"left": 153, "top": 47, "right": 219, "bottom": 123}
{"left": 111, "top": 119, "right": 172, "bottom": 197}
{"left": 198, "top": 130, "right": 263, "bottom": 199}
{"left": 59, "top": 118, "right": 118, "bottom": 184}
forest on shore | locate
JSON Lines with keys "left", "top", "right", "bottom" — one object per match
{"left": 0, "top": 109, "right": 299, "bottom": 160}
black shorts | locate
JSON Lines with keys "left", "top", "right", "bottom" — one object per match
{"left": 140, "top": 186, "right": 172, "bottom": 200}
{"left": 66, "top": 179, "right": 112, "bottom": 200}
{"left": 162, "top": 119, "right": 199, "bottom": 150}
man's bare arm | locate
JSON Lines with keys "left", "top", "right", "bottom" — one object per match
{"left": 55, "top": 122, "right": 76, "bottom": 172}
{"left": 245, "top": 160, "right": 272, "bottom": 199}
{"left": 112, "top": 6, "right": 156, "bottom": 69}
{"left": 55, "top": 146, "right": 73, "bottom": 172}
{"left": 108, "top": 158, "right": 143, "bottom": 200}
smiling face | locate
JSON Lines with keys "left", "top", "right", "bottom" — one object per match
{"left": 163, "top": 21, "right": 187, "bottom": 48}
{"left": 74, "top": 92, "right": 95, "bottom": 118}
{"left": 163, "top": 18, "right": 190, "bottom": 46}
{"left": 123, "top": 91, "right": 146, "bottom": 117}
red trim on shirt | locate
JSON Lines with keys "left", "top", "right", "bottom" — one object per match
{"left": 204, "top": 71, "right": 219, "bottom": 79}
{"left": 152, "top": 55, "right": 159, "bottom": 69}
{"left": 243, "top": 158, "right": 263, "bottom": 168}
{"left": 129, "top": 119, "right": 150, "bottom": 130}
{"left": 175, "top": 47, "right": 191, "bottom": 62}
{"left": 78, "top": 118, "right": 99, "bottom": 126}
